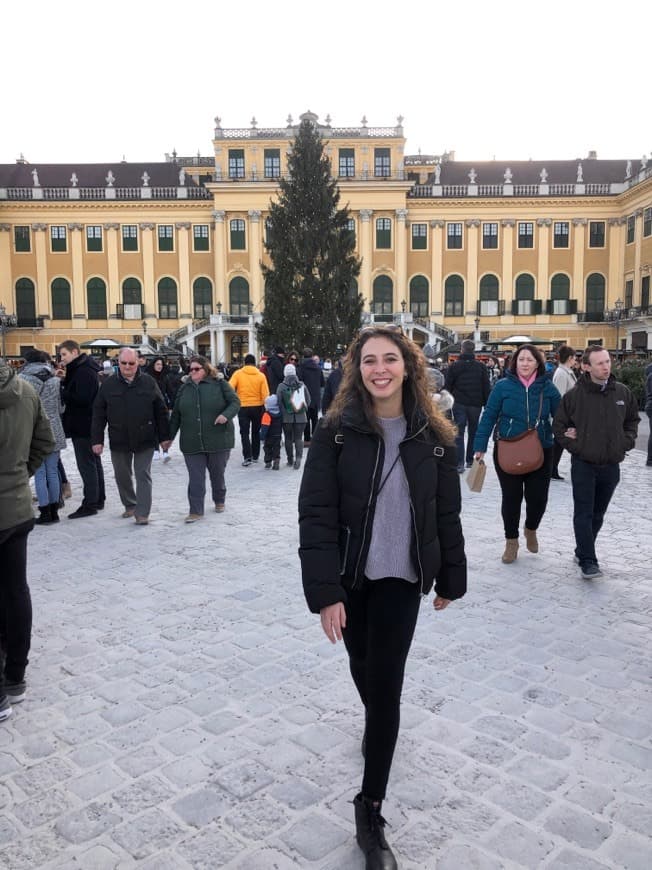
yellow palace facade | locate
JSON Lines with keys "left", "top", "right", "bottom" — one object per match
{"left": 1, "top": 110, "right": 651, "bottom": 362}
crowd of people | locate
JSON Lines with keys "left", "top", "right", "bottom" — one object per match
{"left": 0, "top": 329, "right": 648, "bottom": 869}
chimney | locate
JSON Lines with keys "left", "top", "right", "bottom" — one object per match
{"left": 587, "top": 150, "right": 597, "bottom": 160}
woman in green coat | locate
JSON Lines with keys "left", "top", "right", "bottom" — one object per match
{"left": 169, "top": 357, "right": 241, "bottom": 522}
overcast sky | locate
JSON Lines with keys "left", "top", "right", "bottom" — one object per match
{"left": 2, "top": 0, "right": 649, "bottom": 166}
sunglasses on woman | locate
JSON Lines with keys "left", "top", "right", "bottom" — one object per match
{"left": 358, "top": 324, "right": 403, "bottom": 336}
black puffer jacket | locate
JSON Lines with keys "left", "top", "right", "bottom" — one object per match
{"left": 552, "top": 373, "right": 639, "bottom": 465}
{"left": 91, "top": 369, "right": 170, "bottom": 452}
{"left": 61, "top": 353, "right": 101, "bottom": 437}
{"left": 298, "top": 399, "right": 467, "bottom": 613}
{"left": 445, "top": 353, "right": 491, "bottom": 407}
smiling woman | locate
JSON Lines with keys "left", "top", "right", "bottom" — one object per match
{"left": 297, "top": 325, "right": 466, "bottom": 869}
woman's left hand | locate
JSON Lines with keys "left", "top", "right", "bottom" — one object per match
{"left": 214, "top": 414, "right": 227, "bottom": 425}
{"left": 433, "top": 596, "right": 451, "bottom": 611}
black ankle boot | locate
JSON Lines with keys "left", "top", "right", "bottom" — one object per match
{"left": 48, "top": 503, "right": 60, "bottom": 523}
{"left": 35, "top": 505, "right": 52, "bottom": 525}
{"left": 353, "top": 793, "right": 398, "bottom": 870}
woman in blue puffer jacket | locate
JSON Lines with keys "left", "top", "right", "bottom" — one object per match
{"left": 473, "top": 344, "right": 560, "bottom": 563}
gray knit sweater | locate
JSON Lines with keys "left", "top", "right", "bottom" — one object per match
{"left": 364, "top": 415, "right": 418, "bottom": 583}
{"left": 19, "top": 363, "right": 67, "bottom": 451}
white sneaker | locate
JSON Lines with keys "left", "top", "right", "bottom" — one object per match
{"left": 153, "top": 452, "right": 161, "bottom": 461}
{"left": 163, "top": 453, "right": 171, "bottom": 463}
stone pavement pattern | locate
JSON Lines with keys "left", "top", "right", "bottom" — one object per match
{"left": 1, "top": 440, "right": 651, "bottom": 870}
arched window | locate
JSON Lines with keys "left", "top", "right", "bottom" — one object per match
{"left": 229, "top": 276, "right": 250, "bottom": 316}
{"left": 87, "top": 278, "right": 107, "bottom": 320}
{"left": 586, "top": 273, "right": 605, "bottom": 317}
{"left": 15, "top": 278, "right": 36, "bottom": 326}
{"left": 372, "top": 275, "right": 393, "bottom": 319}
{"left": 158, "top": 277, "right": 178, "bottom": 319}
{"left": 479, "top": 274, "right": 500, "bottom": 316}
{"left": 444, "top": 275, "right": 464, "bottom": 316}
{"left": 193, "top": 277, "right": 213, "bottom": 319}
{"left": 549, "top": 273, "right": 572, "bottom": 315}
{"left": 51, "top": 278, "right": 72, "bottom": 320}
{"left": 514, "top": 274, "right": 535, "bottom": 315}
{"left": 122, "top": 277, "right": 142, "bottom": 304}
{"left": 409, "top": 275, "right": 429, "bottom": 317}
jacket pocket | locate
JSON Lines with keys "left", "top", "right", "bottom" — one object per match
{"left": 339, "top": 525, "right": 351, "bottom": 576}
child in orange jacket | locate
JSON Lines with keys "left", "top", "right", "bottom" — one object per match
{"left": 260, "top": 394, "right": 283, "bottom": 470}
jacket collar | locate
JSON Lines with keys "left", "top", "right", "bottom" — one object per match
{"left": 341, "top": 391, "right": 427, "bottom": 437}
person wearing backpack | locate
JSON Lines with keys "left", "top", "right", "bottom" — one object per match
{"left": 277, "top": 363, "right": 311, "bottom": 470}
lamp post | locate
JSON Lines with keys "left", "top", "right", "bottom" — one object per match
{"left": 613, "top": 298, "right": 623, "bottom": 361}
{"left": 474, "top": 316, "right": 481, "bottom": 352}
{"left": 0, "top": 303, "right": 18, "bottom": 360}
{"left": 216, "top": 301, "right": 222, "bottom": 315}
{"left": 401, "top": 299, "right": 406, "bottom": 313}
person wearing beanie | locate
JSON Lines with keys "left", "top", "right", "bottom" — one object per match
{"left": 260, "top": 393, "right": 283, "bottom": 469}
{"left": 228, "top": 354, "right": 269, "bottom": 466}
{"left": 277, "top": 363, "right": 311, "bottom": 469}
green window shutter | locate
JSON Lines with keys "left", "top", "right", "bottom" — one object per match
{"left": 158, "top": 278, "right": 178, "bottom": 319}
{"left": 122, "top": 225, "right": 138, "bottom": 251}
{"left": 15, "top": 226, "right": 31, "bottom": 252}
{"left": 87, "top": 278, "right": 107, "bottom": 319}
{"left": 193, "top": 225, "right": 209, "bottom": 251}
{"left": 230, "top": 219, "right": 246, "bottom": 250}
{"left": 51, "top": 278, "right": 72, "bottom": 319}
{"left": 158, "top": 225, "right": 174, "bottom": 252}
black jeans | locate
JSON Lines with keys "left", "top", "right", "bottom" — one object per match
{"left": 263, "top": 435, "right": 281, "bottom": 463}
{"left": 0, "top": 519, "right": 34, "bottom": 685}
{"left": 552, "top": 439, "right": 565, "bottom": 476}
{"left": 304, "top": 405, "right": 319, "bottom": 442}
{"left": 493, "top": 444, "right": 553, "bottom": 539}
{"left": 453, "top": 404, "right": 482, "bottom": 467}
{"left": 570, "top": 456, "right": 620, "bottom": 567}
{"left": 647, "top": 412, "right": 652, "bottom": 464}
{"left": 342, "top": 577, "right": 421, "bottom": 801}
{"left": 238, "top": 406, "right": 263, "bottom": 461}
{"left": 72, "top": 436, "right": 105, "bottom": 508}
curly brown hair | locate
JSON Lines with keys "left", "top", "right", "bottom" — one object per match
{"left": 326, "top": 326, "right": 456, "bottom": 444}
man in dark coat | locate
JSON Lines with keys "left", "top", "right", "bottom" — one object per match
{"left": 58, "top": 340, "right": 106, "bottom": 518}
{"left": 91, "top": 348, "right": 171, "bottom": 525}
{"left": 645, "top": 362, "right": 652, "bottom": 467}
{"left": 445, "top": 339, "right": 491, "bottom": 473}
{"left": 265, "top": 346, "right": 286, "bottom": 394}
{"left": 298, "top": 348, "right": 324, "bottom": 443}
{"left": 553, "top": 346, "right": 639, "bottom": 579}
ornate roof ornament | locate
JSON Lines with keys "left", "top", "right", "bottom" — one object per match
{"left": 31, "top": 169, "right": 40, "bottom": 187}
{"left": 141, "top": 171, "right": 150, "bottom": 187}
{"left": 576, "top": 162, "right": 583, "bottom": 183}
{"left": 504, "top": 167, "right": 513, "bottom": 184}
{"left": 539, "top": 168, "right": 548, "bottom": 183}
{"left": 625, "top": 159, "right": 632, "bottom": 179}
{"left": 468, "top": 168, "right": 477, "bottom": 184}
{"left": 70, "top": 173, "right": 78, "bottom": 187}
{"left": 106, "top": 171, "right": 115, "bottom": 187}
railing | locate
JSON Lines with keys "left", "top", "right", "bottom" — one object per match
{"left": 604, "top": 305, "right": 652, "bottom": 321}
{"left": 1, "top": 186, "right": 210, "bottom": 201}
{"left": 213, "top": 170, "right": 408, "bottom": 183}
{"left": 577, "top": 311, "right": 606, "bottom": 323}
{"left": 407, "top": 180, "right": 630, "bottom": 199}
{"left": 16, "top": 316, "right": 45, "bottom": 328}
{"left": 216, "top": 125, "right": 402, "bottom": 140}
{"left": 116, "top": 303, "right": 144, "bottom": 319}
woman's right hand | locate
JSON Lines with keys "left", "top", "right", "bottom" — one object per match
{"left": 320, "top": 602, "right": 346, "bottom": 644}
{"left": 473, "top": 451, "right": 485, "bottom": 461}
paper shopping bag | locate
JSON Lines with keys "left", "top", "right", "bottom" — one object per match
{"left": 466, "top": 458, "right": 486, "bottom": 493}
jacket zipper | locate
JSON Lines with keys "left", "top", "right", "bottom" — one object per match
{"left": 402, "top": 422, "right": 428, "bottom": 595}
{"left": 196, "top": 384, "right": 205, "bottom": 452}
{"left": 352, "top": 438, "right": 382, "bottom": 588}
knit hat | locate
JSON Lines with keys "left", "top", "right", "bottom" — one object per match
{"left": 283, "top": 363, "right": 296, "bottom": 378}
{"left": 264, "top": 394, "right": 279, "bottom": 412}
{"left": 426, "top": 366, "right": 444, "bottom": 392}
{"left": 274, "top": 345, "right": 285, "bottom": 355}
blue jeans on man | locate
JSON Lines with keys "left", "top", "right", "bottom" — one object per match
{"left": 570, "top": 456, "right": 620, "bottom": 570}
{"left": 452, "top": 404, "right": 482, "bottom": 470}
